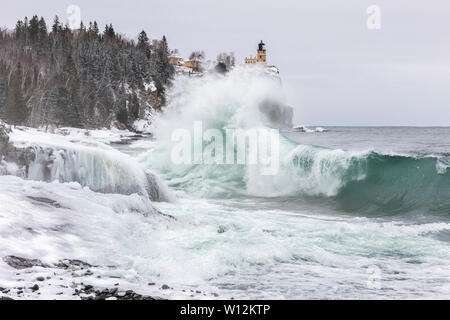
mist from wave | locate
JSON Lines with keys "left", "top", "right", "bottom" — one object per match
{"left": 139, "top": 67, "right": 450, "bottom": 217}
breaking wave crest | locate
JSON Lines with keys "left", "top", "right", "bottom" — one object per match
{"left": 140, "top": 67, "right": 450, "bottom": 216}
{"left": 249, "top": 144, "right": 450, "bottom": 215}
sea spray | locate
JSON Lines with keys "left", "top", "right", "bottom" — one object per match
{"left": 138, "top": 66, "right": 292, "bottom": 194}
{"left": 139, "top": 67, "right": 450, "bottom": 216}
{"left": 150, "top": 66, "right": 293, "bottom": 142}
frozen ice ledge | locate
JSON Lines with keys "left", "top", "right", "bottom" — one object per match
{"left": 0, "top": 121, "right": 171, "bottom": 202}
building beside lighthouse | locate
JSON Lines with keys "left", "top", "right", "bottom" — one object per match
{"left": 245, "top": 40, "right": 267, "bottom": 66}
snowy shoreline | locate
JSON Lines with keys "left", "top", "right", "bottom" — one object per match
{"left": 0, "top": 124, "right": 209, "bottom": 300}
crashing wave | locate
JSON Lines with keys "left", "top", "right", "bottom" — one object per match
{"left": 1, "top": 127, "right": 172, "bottom": 202}
{"left": 139, "top": 67, "right": 450, "bottom": 216}
{"left": 249, "top": 142, "right": 450, "bottom": 214}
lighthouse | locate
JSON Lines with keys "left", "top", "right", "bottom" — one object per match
{"left": 245, "top": 40, "right": 268, "bottom": 66}
{"left": 256, "top": 40, "right": 267, "bottom": 64}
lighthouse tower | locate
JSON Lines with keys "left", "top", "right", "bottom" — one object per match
{"left": 256, "top": 40, "right": 267, "bottom": 65}
{"left": 245, "top": 40, "right": 268, "bottom": 66}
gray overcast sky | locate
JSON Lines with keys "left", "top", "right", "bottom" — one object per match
{"left": 2, "top": 0, "right": 450, "bottom": 126}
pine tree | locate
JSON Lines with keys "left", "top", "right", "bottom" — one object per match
{"left": 93, "top": 21, "right": 99, "bottom": 36}
{"left": 161, "top": 35, "right": 169, "bottom": 54}
{"left": 38, "top": 17, "right": 47, "bottom": 40}
{"left": 28, "top": 15, "right": 40, "bottom": 42}
{"left": 52, "top": 15, "right": 60, "bottom": 34}
{"left": 138, "top": 30, "right": 149, "bottom": 48}
{"left": 104, "top": 24, "right": 115, "bottom": 39}
{"left": 4, "top": 64, "right": 28, "bottom": 126}
{"left": 129, "top": 92, "right": 140, "bottom": 119}
{"left": 61, "top": 55, "right": 82, "bottom": 127}
{"left": 14, "top": 20, "right": 24, "bottom": 39}
{"left": 137, "top": 30, "right": 151, "bottom": 58}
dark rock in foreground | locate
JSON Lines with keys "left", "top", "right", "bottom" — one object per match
{"left": 1, "top": 255, "right": 161, "bottom": 300}
{"left": 80, "top": 287, "right": 157, "bottom": 301}
{"left": 26, "top": 196, "right": 65, "bottom": 209}
{"left": 3, "top": 256, "right": 98, "bottom": 271}
{"left": 3, "top": 256, "right": 49, "bottom": 270}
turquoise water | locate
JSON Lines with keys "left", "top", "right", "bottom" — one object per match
{"left": 129, "top": 69, "right": 450, "bottom": 299}
{"left": 133, "top": 129, "right": 450, "bottom": 299}
{"left": 131, "top": 131, "right": 450, "bottom": 299}
{"left": 132, "top": 128, "right": 450, "bottom": 298}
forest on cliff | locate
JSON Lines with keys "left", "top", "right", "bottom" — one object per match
{"left": 0, "top": 15, "right": 175, "bottom": 129}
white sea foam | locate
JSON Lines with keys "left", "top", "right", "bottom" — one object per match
{"left": 139, "top": 68, "right": 372, "bottom": 198}
{"left": 2, "top": 175, "right": 449, "bottom": 299}
{"left": 7, "top": 127, "right": 171, "bottom": 200}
